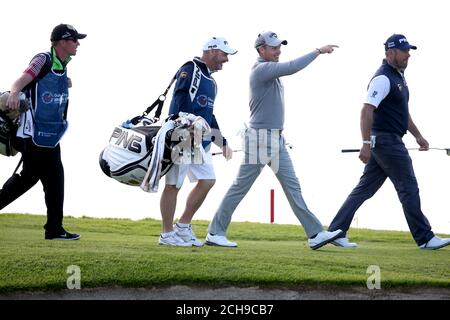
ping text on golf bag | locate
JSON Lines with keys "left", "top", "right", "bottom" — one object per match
{"left": 99, "top": 116, "right": 174, "bottom": 186}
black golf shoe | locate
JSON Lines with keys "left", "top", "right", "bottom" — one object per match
{"left": 45, "top": 230, "right": 81, "bottom": 240}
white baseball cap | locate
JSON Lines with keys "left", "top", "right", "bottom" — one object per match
{"left": 202, "top": 37, "right": 237, "bottom": 55}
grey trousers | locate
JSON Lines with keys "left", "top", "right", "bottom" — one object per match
{"left": 208, "top": 129, "right": 323, "bottom": 238}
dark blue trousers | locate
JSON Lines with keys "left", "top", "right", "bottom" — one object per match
{"left": 329, "top": 133, "right": 434, "bottom": 246}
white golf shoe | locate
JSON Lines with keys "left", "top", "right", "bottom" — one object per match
{"left": 159, "top": 231, "right": 192, "bottom": 247}
{"left": 174, "top": 223, "right": 204, "bottom": 247}
{"left": 331, "top": 237, "right": 358, "bottom": 248}
{"left": 308, "top": 229, "right": 343, "bottom": 250}
{"left": 205, "top": 233, "right": 238, "bottom": 247}
{"left": 419, "top": 236, "right": 450, "bottom": 250}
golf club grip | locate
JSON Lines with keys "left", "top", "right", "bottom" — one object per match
{"left": 341, "top": 149, "right": 361, "bottom": 153}
{"left": 212, "top": 143, "right": 292, "bottom": 156}
{"left": 212, "top": 149, "right": 243, "bottom": 156}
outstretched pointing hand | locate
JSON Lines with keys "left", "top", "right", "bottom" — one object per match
{"left": 317, "top": 45, "right": 339, "bottom": 54}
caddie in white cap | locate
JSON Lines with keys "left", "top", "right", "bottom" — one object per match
{"left": 203, "top": 37, "right": 238, "bottom": 55}
{"left": 158, "top": 36, "right": 237, "bottom": 247}
{"left": 201, "top": 36, "right": 237, "bottom": 72}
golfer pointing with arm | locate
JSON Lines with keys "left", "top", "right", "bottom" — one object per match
{"left": 206, "top": 31, "right": 342, "bottom": 249}
{"left": 328, "top": 34, "right": 450, "bottom": 250}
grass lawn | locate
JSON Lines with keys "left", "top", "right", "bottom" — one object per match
{"left": 0, "top": 213, "right": 449, "bottom": 293}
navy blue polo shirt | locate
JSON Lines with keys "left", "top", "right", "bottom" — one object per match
{"left": 366, "top": 59, "right": 410, "bottom": 136}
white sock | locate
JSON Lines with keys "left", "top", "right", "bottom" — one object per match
{"left": 176, "top": 222, "right": 190, "bottom": 228}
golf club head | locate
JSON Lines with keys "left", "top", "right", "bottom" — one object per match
{"left": 446, "top": 149, "right": 450, "bottom": 156}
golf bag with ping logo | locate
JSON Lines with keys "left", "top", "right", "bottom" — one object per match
{"left": 99, "top": 70, "right": 180, "bottom": 186}
{"left": 99, "top": 116, "right": 179, "bottom": 186}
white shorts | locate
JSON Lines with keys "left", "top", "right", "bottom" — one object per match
{"left": 165, "top": 151, "right": 215, "bottom": 188}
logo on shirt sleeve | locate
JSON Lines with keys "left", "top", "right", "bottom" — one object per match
{"left": 197, "top": 95, "right": 208, "bottom": 107}
{"left": 371, "top": 91, "right": 378, "bottom": 98}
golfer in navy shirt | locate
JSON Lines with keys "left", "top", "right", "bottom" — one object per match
{"left": 328, "top": 34, "right": 450, "bottom": 250}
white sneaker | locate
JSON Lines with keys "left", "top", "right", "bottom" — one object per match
{"left": 419, "top": 236, "right": 450, "bottom": 250}
{"left": 159, "top": 231, "right": 192, "bottom": 247}
{"left": 308, "top": 229, "right": 343, "bottom": 250}
{"left": 332, "top": 237, "right": 358, "bottom": 248}
{"left": 174, "top": 224, "right": 204, "bottom": 247}
{"left": 205, "top": 233, "right": 238, "bottom": 247}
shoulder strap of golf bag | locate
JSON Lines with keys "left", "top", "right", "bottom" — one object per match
{"left": 147, "top": 77, "right": 176, "bottom": 119}
{"left": 13, "top": 156, "right": 23, "bottom": 175}
{"left": 137, "top": 74, "right": 177, "bottom": 124}
{"left": 131, "top": 61, "right": 193, "bottom": 125}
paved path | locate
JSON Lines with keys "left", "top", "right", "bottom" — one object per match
{"left": 1, "top": 285, "right": 449, "bottom": 300}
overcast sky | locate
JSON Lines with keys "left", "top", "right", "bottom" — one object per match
{"left": 1, "top": 0, "right": 449, "bottom": 234}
